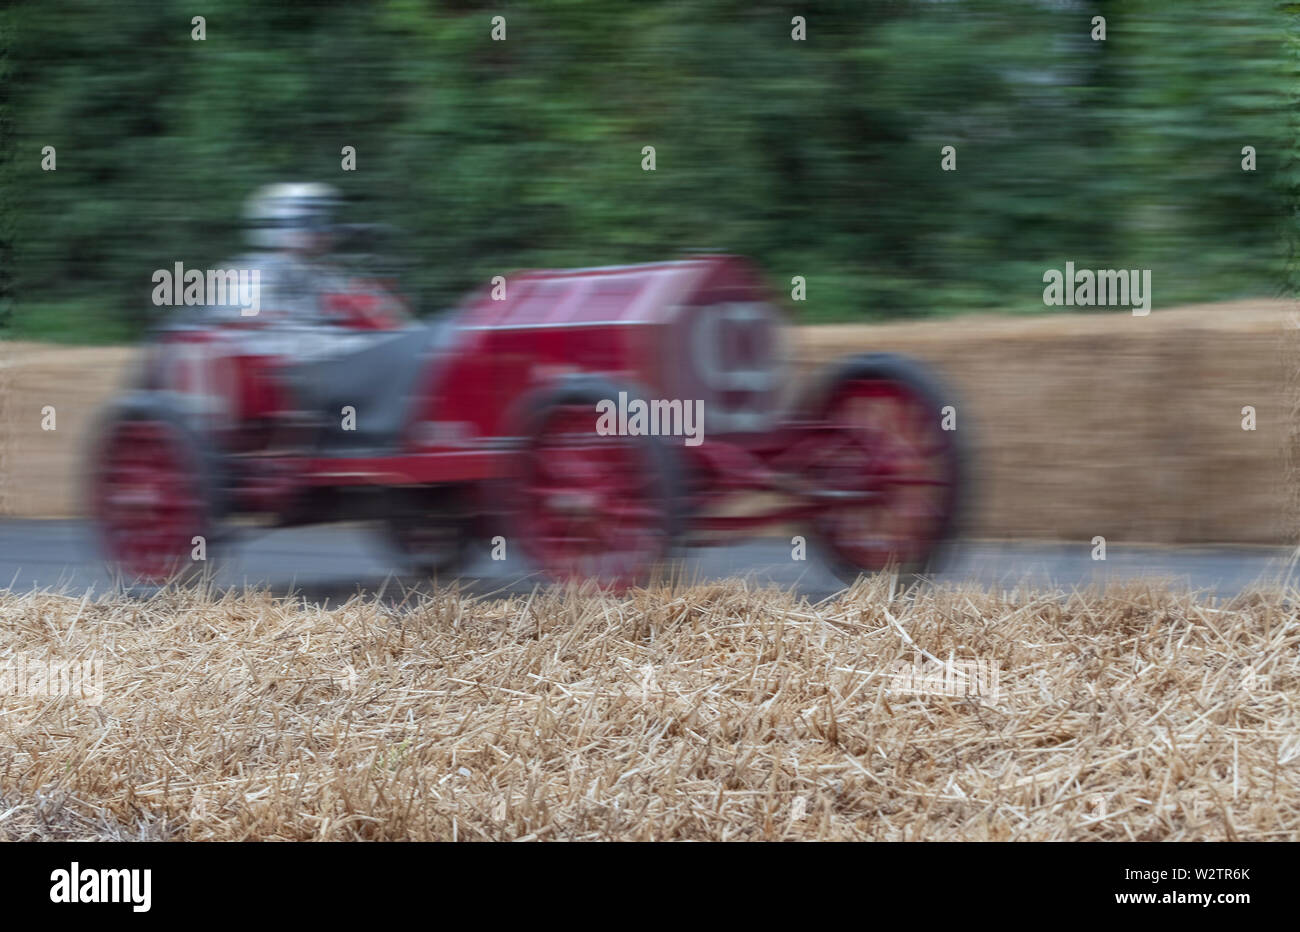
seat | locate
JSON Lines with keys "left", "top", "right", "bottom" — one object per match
{"left": 287, "top": 324, "right": 447, "bottom": 453}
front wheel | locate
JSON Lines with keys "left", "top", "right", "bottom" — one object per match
{"left": 801, "top": 354, "right": 967, "bottom": 585}
{"left": 87, "top": 397, "right": 224, "bottom": 583}
{"left": 510, "top": 379, "right": 681, "bottom": 590}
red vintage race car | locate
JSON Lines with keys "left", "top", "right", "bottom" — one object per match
{"left": 87, "top": 256, "right": 966, "bottom": 588}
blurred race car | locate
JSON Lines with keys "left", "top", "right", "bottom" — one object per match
{"left": 88, "top": 255, "right": 966, "bottom": 588}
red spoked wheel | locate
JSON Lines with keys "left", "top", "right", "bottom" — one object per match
{"left": 90, "top": 411, "right": 216, "bottom": 582}
{"left": 804, "top": 354, "right": 965, "bottom": 584}
{"left": 513, "top": 384, "right": 678, "bottom": 589}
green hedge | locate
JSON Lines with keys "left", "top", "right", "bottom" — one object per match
{"left": 2, "top": 0, "right": 1295, "bottom": 342}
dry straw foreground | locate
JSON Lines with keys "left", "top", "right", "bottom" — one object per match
{"left": 2, "top": 578, "right": 1299, "bottom": 841}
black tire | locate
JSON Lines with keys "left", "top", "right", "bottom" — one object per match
{"left": 380, "top": 486, "right": 472, "bottom": 578}
{"left": 509, "top": 376, "right": 683, "bottom": 588}
{"left": 800, "top": 353, "right": 969, "bottom": 587}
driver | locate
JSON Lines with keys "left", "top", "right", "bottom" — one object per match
{"left": 220, "top": 182, "right": 377, "bottom": 360}
{"left": 210, "top": 183, "right": 435, "bottom": 454}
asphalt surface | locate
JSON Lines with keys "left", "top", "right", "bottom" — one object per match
{"left": 0, "top": 519, "right": 1295, "bottom": 603}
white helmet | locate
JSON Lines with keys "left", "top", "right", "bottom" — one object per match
{"left": 244, "top": 182, "right": 340, "bottom": 250}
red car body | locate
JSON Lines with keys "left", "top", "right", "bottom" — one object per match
{"left": 90, "top": 256, "right": 965, "bottom": 587}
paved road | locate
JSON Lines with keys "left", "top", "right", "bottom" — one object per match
{"left": 0, "top": 519, "right": 1294, "bottom": 603}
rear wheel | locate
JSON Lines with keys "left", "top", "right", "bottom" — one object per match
{"left": 511, "top": 380, "right": 680, "bottom": 590}
{"left": 88, "top": 400, "right": 222, "bottom": 583}
{"left": 802, "top": 354, "right": 966, "bottom": 585}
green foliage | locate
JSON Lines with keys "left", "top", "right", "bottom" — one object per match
{"left": 1, "top": 0, "right": 1295, "bottom": 342}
